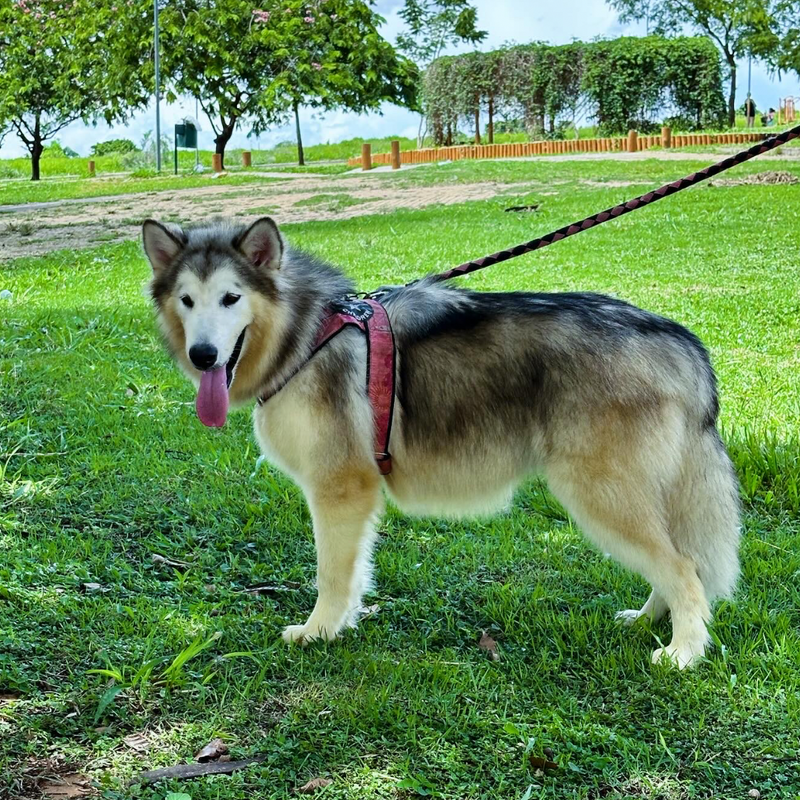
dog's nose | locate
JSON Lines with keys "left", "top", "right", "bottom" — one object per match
{"left": 189, "top": 343, "right": 218, "bottom": 370}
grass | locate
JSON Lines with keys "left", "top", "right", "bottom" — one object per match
{"left": 293, "top": 193, "right": 378, "bottom": 212}
{"left": 5, "top": 125, "right": 798, "bottom": 207}
{"left": 0, "top": 137, "right": 421, "bottom": 183}
{"left": 2, "top": 156, "right": 800, "bottom": 799}
{"left": 0, "top": 173, "right": 287, "bottom": 207}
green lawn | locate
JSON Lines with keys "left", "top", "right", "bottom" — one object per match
{"left": 1, "top": 157, "right": 800, "bottom": 799}
{"left": 0, "top": 172, "right": 292, "bottom": 207}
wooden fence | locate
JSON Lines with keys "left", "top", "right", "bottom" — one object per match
{"left": 347, "top": 129, "right": 770, "bottom": 168}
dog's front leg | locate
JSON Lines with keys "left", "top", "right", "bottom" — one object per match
{"left": 282, "top": 468, "right": 382, "bottom": 644}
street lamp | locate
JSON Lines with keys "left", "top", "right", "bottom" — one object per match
{"left": 154, "top": 0, "right": 161, "bottom": 172}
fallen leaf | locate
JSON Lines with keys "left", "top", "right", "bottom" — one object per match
{"left": 244, "top": 581, "right": 301, "bottom": 596}
{"left": 478, "top": 631, "right": 500, "bottom": 661}
{"left": 359, "top": 603, "right": 380, "bottom": 618}
{"left": 132, "top": 756, "right": 265, "bottom": 785}
{"left": 195, "top": 738, "right": 229, "bottom": 762}
{"left": 38, "top": 773, "right": 93, "bottom": 797}
{"left": 151, "top": 553, "right": 192, "bottom": 569}
{"left": 218, "top": 754, "right": 232, "bottom": 763}
{"left": 529, "top": 755, "right": 558, "bottom": 772}
{"left": 298, "top": 777, "right": 333, "bottom": 793}
{"left": 123, "top": 732, "right": 150, "bottom": 753}
{"left": 80, "top": 583, "right": 104, "bottom": 593}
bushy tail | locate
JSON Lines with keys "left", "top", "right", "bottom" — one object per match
{"left": 669, "top": 427, "right": 741, "bottom": 601}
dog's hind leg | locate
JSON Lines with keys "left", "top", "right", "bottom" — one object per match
{"left": 545, "top": 407, "right": 713, "bottom": 669}
{"left": 282, "top": 466, "right": 382, "bottom": 644}
{"left": 548, "top": 468, "right": 710, "bottom": 669}
{"left": 615, "top": 589, "right": 669, "bottom": 626}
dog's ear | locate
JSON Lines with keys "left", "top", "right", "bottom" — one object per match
{"left": 142, "top": 220, "right": 184, "bottom": 274}
{"left": 237, "top": 217, "right": 284, "bottom": 270}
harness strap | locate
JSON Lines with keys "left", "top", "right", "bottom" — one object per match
{"left": 257, "top": 298, "right": 395, "bottom": 475}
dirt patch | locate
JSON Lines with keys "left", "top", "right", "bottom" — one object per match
{"left": 0, "top": 176, "right": 507, "bottom": 259}
{"left": 580, "top": 179, "right": 650, "bottom": 188}
{"left": 709, "top": 170, "right": 799, "bottom": 187}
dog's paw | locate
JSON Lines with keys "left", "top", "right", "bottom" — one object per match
{"left": 281, "top": 622, "right": 338, "bottom": 645}
{"left": 615, "top": 609, "right": 644, "bottom": 627}
{"left": 651, "top": 644, "right": 703, "bottom": 670}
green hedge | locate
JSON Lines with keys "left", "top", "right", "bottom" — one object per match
{"left": 424, "top": 36, "right": 727, "bottom": 142}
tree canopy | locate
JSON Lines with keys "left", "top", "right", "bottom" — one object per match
{"left": 0, "top": 0, "right": 152, "bottom": 180}
{"left": 159, "top": 0, "right": 417, "bottom": 168}
{"left": 607, "top": 0, "right": 780, "bottom": 127}
{"left": 423, "top": 37, "right": 727, "bottom": 144}
{"left": 750, "top": 1, "right": 800, "bottom": 80}
{"left": 396, "top": 0, "right": 487, "bottom": 67}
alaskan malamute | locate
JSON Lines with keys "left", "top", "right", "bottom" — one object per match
{"left": 142, "top": 216, "right": 740, "bottom": 669}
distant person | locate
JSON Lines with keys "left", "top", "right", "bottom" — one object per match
{"left": 744, "top": 97, "right": 756, "bottom": 128}
{"left": 761, "top": 108, "right": 776, "bottom": 127}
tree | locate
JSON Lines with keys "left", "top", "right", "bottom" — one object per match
{"left": 395, "top": 0, "right": 487, "bottom": 144}
{"left": 396, "top": 0, "right": 487, "bottom": 67}
{"left": 751, "top": 2, "right": 800, "bottom": 78}
{"left": 251, "top": 0, "right": 417, "bottom": 165}
{"left": 158, "top": 0, "right": 281, "bottom": 169}
{"left": 0, "top": 0, "right": 152, "bottom": 180}
{"left": 607, "top": 0, "right": 778, "bottom": 127}
{"left": 160, "top": 0, "right": 415, "bottom": 169}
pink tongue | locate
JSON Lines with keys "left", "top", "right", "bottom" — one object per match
{"left": 196, "top": 366, "right": 229, "bottom": 427}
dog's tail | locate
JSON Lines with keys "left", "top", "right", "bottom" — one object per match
{"left": 670, "top": 425, "right": 741, "bottom": 602}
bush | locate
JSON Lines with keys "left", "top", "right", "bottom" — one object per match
{"left": 91, "top": 138, "right": 138, "bottom": 156}
{"left": 424, "top": 36, "right": 727, "bottom": 141}
{"left": 42, "top": 141, "right": 79, "bottom": 159}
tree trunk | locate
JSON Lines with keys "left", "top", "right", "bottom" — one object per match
{"left": 727, "top": 60, "right": 737, "bottom": 128}
{"left": 488, "top": 95, "right": 494, "bottom": 144}
{"left": 474, "top": 106, "right": 480, "bottom": 145}
{"left": 29, "top": 112, "right": 43, "bottom": 181}
{"left": 432, "top": 115, "right": 444, "bottom": 147}
{"left": 214, "top": 120, "right": 236, "bottom": 170}
{"left": 30, "top": 139, "right": 43, "bottom": 182}
{"left": 294, "top": 101, "right": 305, "bottom": 166}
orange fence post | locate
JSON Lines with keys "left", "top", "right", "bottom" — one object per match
{"left": 242, "top": 151, "right": 252, "bottom": 167}
{"left": 87, "top": 160, "right": 96, "bottom": 177}
{"left": 212, "top": 154, "right": 223, "bottom": 172}
{"left": 627, "top": 129, "right": 638, "bottom": 153}
{"left": 361, "top": 143, "right": 372, "bottom": 171}
{"left": 661, "top": 126, "right": 671, "bottom": 148}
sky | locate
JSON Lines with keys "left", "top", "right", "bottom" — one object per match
{"left": 2, "top": 0, "right": 798, "bottom": 158}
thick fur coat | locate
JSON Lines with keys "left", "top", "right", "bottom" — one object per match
{"left": 143, "top": 217, "right": 741, "bottom": 669}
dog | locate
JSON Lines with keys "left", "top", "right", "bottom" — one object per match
{"left": 142, "top": 216, "right": 741, "bottom": 669}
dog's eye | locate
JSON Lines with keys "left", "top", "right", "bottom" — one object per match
{"left": 222, "top": 293, "right": 241, "bottom": 307}
{"left": 181, "top": 295, "right": 194, "bottom": 309}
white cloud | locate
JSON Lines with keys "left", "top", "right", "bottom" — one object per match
{"left": 2, "top": 1, "right": 798, "bottom": 159}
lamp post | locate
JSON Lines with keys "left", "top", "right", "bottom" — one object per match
{"left": 154, "top": 0, "right": 161, "bottom": 172}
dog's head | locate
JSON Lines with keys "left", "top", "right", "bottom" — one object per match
{"left": 142, "top": 217, "right": 286, "bottom": 427}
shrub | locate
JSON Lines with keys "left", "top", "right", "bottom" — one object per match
{"left": 91, "top": 138, "right": 138, "bottom": 156}
{"left": 424, "top": 36, "right": 727, "bottom": 142}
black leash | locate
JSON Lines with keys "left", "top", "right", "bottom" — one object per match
{"left": 431, "top": 124, "right": 800, "bottom": 284}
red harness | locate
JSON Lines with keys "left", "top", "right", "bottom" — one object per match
{"left": 257, "top": 298, "right": 396, "bottom": 475}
